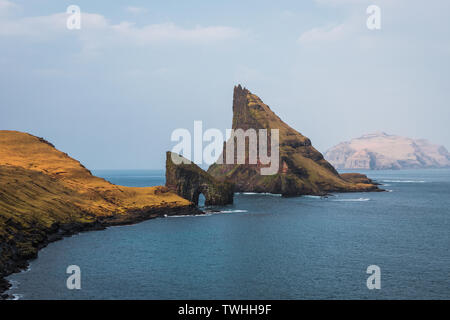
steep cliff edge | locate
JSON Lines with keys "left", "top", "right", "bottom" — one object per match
{"left": 166, "top": 152, "right": 234, "bottom": 205}
{"left": 324, "top": 132, "right": 450, "bottom": 170}
{"left": 207, "top": 85, "right": 380, "bottom": 196}
{"left": 0, "top": 130, "right": 200, "bottom": 298}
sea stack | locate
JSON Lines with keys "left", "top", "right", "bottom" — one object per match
{"left": 207, "top": 85, "right": 381, "bottom": 196}
{"left": 166, "top": 151, "right": 234, "bottom": 206}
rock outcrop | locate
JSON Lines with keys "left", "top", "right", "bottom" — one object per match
{"left": 207, "top": 85, "right": 381, "bottom": 196}
{"left": 0, "top": 130, "right": 201, "bottom": 298}
{"left": 166, "top": 152, "right": 234, "bottom": 206}
{"left": 324, "top": 132, "right": 450, "bottom": 170}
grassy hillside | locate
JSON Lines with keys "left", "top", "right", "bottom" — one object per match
{"left": 0, "top": 130, "right": 196, "bottom": 296}
{"left": 208, "top": 86, "right": 381, "bottom": 195}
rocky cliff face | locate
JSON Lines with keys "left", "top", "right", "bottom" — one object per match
{"left": 324, "top": 132, "right": 450, "bottom": 170}
{"left": 207, "top": 85, "right": 380, "bottom": 196}
{"left": 0, "top": 131, "right": 200, "bottom": 298}
{"left": 166, "top": 152, "right": 234, "bottom": 205}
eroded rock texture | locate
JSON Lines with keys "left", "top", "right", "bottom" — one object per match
{"left": 166, "top": 152, "right": 234, "bottom": 205}
{"left": 207, "top": 85, "right": 381, "bottom": 196}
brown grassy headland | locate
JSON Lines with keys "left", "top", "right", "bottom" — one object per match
{"left": 0, "top": 130, "right": 199, "bottom": 298}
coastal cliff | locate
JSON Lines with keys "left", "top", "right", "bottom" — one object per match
{"left": 208, "top": 85, "right": 381, "bottom": 196}
{"left": 0, "top": 130, "right": 201, "bottom": 298}
{"left": 166, "top": 152, "right": 234, "bottom": 205}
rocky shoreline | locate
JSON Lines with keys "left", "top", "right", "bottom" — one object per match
{"left": 207, "top": 86, "right": 383, "bottom": 195}
{"left": 0, "top": 131, "right": 204, "bottom": 300}
{"left": 0, "top": 204, "right": 202, "bottom": 300}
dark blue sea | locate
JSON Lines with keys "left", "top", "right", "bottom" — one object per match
{"left": 6, "top": 169, "right": 450, "bottom": 299}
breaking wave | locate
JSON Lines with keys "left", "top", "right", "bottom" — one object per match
{"left": 8, "top": 279, "right": 19, "bottom": 290}
{"left": 382, "top": 180, "right": 426, "bottom": 183}
{"left": 238, "top": 192, "right": 282, "bottom": 197}
{"left": 331, "top": 198, "right": 370, "bottom": 202}
{"left": 215, "top": 209, "right": 248, "bottom": 213}
{"left": 166, "top": 209, "right": 248, "bottom": 218}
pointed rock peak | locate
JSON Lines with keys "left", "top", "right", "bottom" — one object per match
{"left": 231, "top": 85, "right": 277, "bottom": 130}
{"left": 208, "top": 87, "right": 381, "bottom": 196}
{"left": 233, "top": 85, "right": 264, "bottom": 106}
{"left": 233, "top": 84, "right": 250, "bottom": 114}
{"left": 234, "top": 84, "right": 249, "bottom": 96}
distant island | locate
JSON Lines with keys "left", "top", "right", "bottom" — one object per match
{"left": 324, "top": 132, "right": 450, "bottom": 170}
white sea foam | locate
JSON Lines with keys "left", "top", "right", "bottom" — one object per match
{"left": 11, "top": 294, "right": 23, "bottom": 300}
{"left": 331, "top": 198, "right": 370, "bottom": 202}
{"left": 166, "top": 213, "right": 210, "bottom": 218}
{"left": 216, "top": 209, "right": 248, "bottom": 213}
{"left": 382, "top": 180, "right": 426, "bottom": 183}
{"left": 302, "top": 195, "right": 322, "bottom": 199}
{"left": 114, "top": 175, "right": 162, "bottom": 178}
{"left": 8, "top": 279, "right": 19, "bottom": 290}
{"left": 167, "top": 209, "right": 248, "bottom": 218}
{"left": 21, "top": 266, "right": 31, "bottom": 273}
{"left": 239, "top": 192, "right": 282, "bottom": 197}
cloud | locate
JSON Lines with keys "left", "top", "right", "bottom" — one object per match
{"left": 298, "top": 0, "right": 375, "bottom": 45}
{"left": 298, "top": 23, "right": 348, "bottom": 44}
{"left": 299, "top": 0, "right": 450, "bottom": 50}
{"left": 0, "top": 0, "right": 18, "bottom": 15}
{"left": 125, "top": 6, "right": 147, "bottom": 15}
{"left": 110, "top": 22, "right": 241, "bottom": 45}
{"left": 0, "top": 12, "right": 108, "bottom": 37}
{"left": 0, "top": 9, "right": 242, "bottom": 48}
{"left": 314, "top": 0, "right": 371, "bottom": 6}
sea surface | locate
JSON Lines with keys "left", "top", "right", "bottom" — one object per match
{"left": 6, "top": 169, "right": 450, "bottom": 299}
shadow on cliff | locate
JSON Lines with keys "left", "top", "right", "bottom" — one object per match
{"left": 165, "top": 151, "right": 234, "bottom": 206}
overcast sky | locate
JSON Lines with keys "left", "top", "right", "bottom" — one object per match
{"left": 1, "top": 0, "right": 449, "bottom": 169}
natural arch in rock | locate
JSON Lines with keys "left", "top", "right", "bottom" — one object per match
{"left": 196, "top": 192, "right": 206, "bottom": 207}
{"left": 165, "top": 152, "right": 234, "bottom": 206}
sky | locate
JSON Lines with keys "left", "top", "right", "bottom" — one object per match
{"left": 1, "top": 0, "right": 449, "bottom": 169}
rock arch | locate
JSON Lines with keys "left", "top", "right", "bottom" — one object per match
{"left": 165, "top": 152, "right": 234, "bottom": 206}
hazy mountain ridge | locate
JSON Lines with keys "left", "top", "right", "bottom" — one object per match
{"left": 324, "top": 132, "right": 450, "bottom": 170}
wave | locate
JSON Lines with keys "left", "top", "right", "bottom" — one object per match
{"left": 166, "top": 209, "right": 248, "bottom": 218}
{"left": 238, "top": 192, "right": 282, "bottom": 197}
{"left": 21, "top": 265, "right": 31, "bottom": 273}
{"left": 381, "top": 180, "right": 426, "bottom": 183}
{"left": 214, "top": 209, "right": 248, "bottom": 213}
{"left": 8, "top": 279, "right": 19, "bottom": 290}
{"left": 112, "top": 176, "right": 163, "bottom": 178}
{"left": 302, "top": 195, "right": 335, "bottom": 200}
{"left": 165, "top": 214, "right": 209, "bottom": 218}
{"left": 11, "top": 294, "right": 23, "bottom": 300}
{"left": 331, "top": 198, "right": 370, "bottom": 202}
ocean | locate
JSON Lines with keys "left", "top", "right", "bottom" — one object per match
{"left": 6, "top": 169, "right": 450, "bottom": 299}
